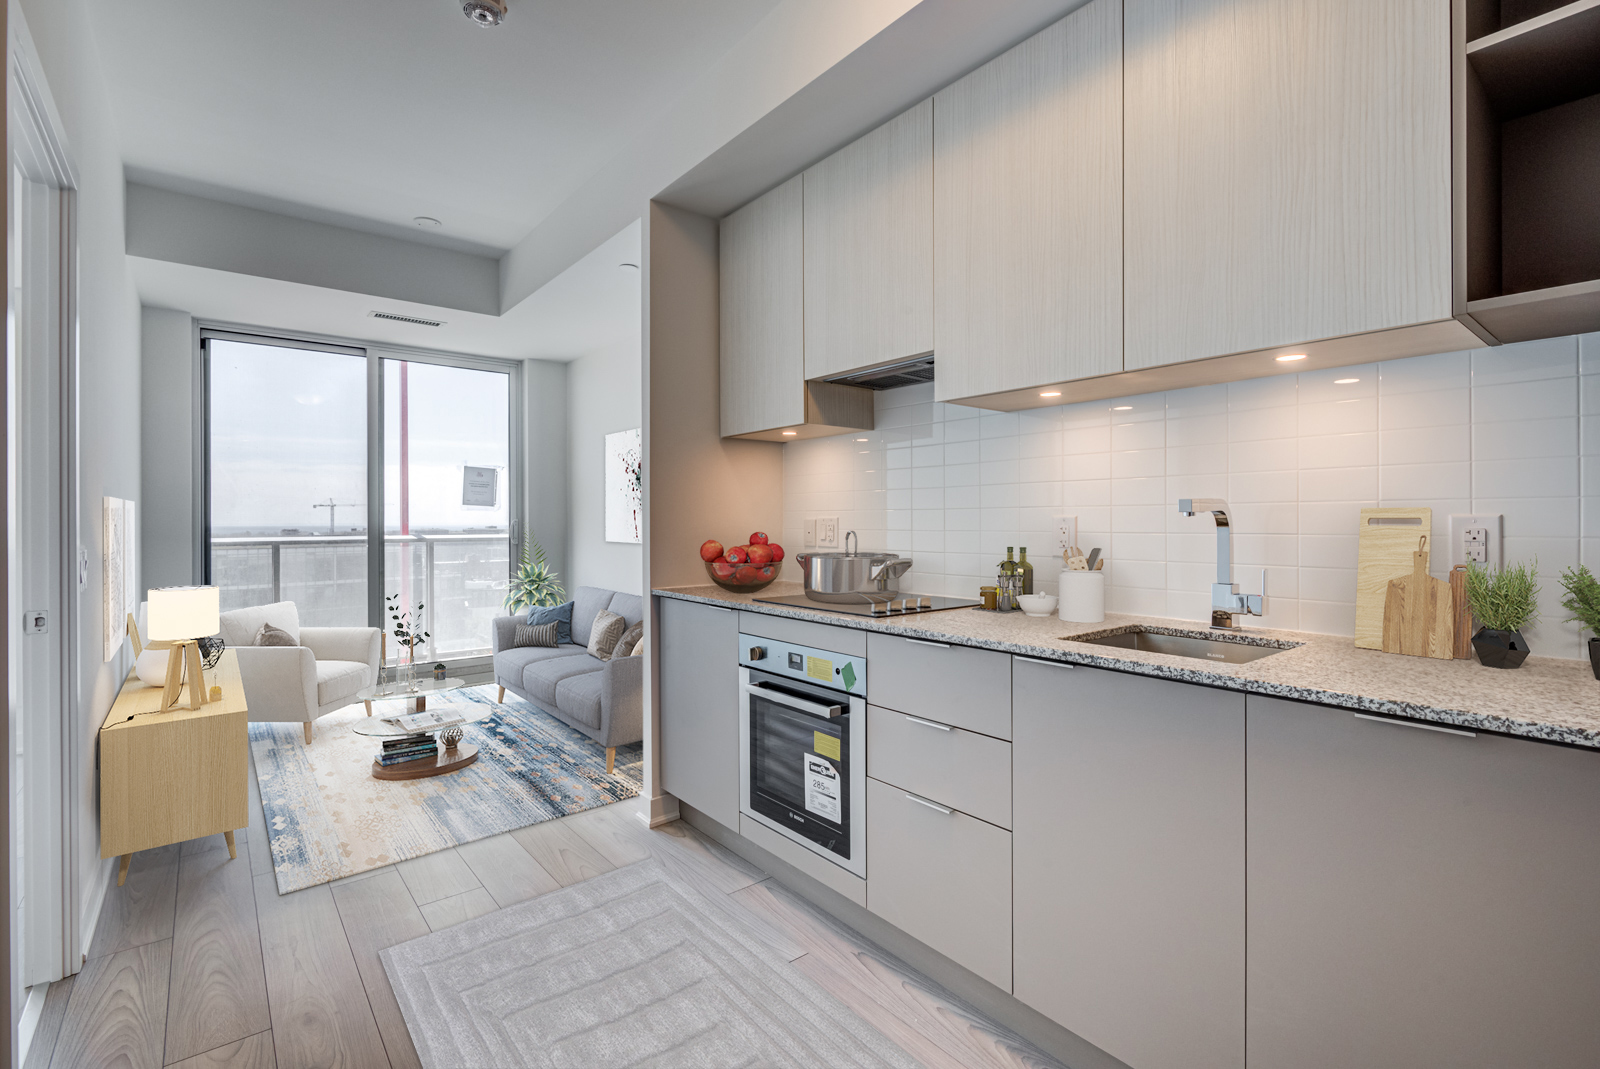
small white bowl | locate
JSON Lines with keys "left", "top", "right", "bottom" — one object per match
{"left": 1016, "top": 593, "right": 1059, "bottom": 617}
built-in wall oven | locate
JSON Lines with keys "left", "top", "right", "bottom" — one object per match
{"left": 738, "top": 634, "right": 867, "bottom": 878}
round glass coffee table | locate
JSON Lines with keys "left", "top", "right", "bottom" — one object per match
{"left": 355, "top": 704, "right": 496, "bottom": 780}
{"left": 357, "top": 676, "right": 467, "bottom": 715}
{"left": 350, "top": 702, "right": 496, "bottom": 738}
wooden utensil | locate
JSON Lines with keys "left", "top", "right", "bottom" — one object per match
{"left": 1381, "top": 536, "right": 1455, "bottom": 659}
{"left": 1450, "top": 564, "right": 1472, "bottom": 659}
{"left": 1356, "top": 507, "right": 1432, "bottom": 649}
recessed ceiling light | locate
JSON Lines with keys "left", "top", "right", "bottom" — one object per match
{"left": 413, "top": 216, "right": 442, "bottom": 228}
{"left": 620, "top": 263, "right": 639, "bottom": 271}
{"left": 782, "top": 430, "right": 798, "bottom": 436}
{"left": 1113, "top": 405, "right": 1133, "bottom": 411}
{"left": 1040, "top": 390, "right": 1062, "bottom": 398}
{"left": 463, "top": 0, "right": 507, "bottom": 26}
{"left": 1334, "top": 377, "right": 1360, "bottom": 384}
{"left": 1276, "top": 353, "right": 1308, "bottom": 362}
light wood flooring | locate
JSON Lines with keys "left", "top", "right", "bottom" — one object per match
{"left": 27, "top": 755, "right": 1066, "bottom": 1069}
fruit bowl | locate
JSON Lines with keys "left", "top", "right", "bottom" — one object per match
{"left": 704, "top": 559, "right": 783, "bottom": 593}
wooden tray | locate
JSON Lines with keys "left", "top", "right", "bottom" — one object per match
{"left": 372, "top": 744, "right": 478, "bottom": 781}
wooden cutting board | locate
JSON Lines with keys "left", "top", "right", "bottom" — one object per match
{"left": 1381, "top": 537, "right": 1455, "bottom": 659}
{"left": 1355, "top": 507, "right": 1432, "bottom": 649}
{"left": 1450, "top": 565, "right": 1473, "bottom": 659}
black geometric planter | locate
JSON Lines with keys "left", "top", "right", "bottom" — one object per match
{"left": 1472, "top": 627, "right": 1530, "bottom": 669}
{"left": 1589, "top": 637, "right": 1600, "bottom": 681}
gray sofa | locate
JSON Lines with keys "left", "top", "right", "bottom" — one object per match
{"left": 491, "top": 586, "right": 644, "bottom": 772}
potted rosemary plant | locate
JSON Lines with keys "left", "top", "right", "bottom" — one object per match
{"left": 1558, "top": 564, "right": 1600, "bottom": 680}
{"left": 505, "top": 537, "right": 565, "bottom": 614}
{"left": 1465, "top": 560, "right": 1540, "bottom": 669}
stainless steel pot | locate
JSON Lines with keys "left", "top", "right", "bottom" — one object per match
{"left": 793, "top": 549, "right": 914, "bottom": 603}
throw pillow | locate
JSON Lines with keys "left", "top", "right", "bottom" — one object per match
{"left": 511, "top": 621, "right": 559, "bottom": 649}
{"left": 630, "top": 638, "right": 645, "bottom": 657}
{"left": 255, "top": 622, "right": 297, "bottom": 647}
{"left": 526, "top": 601, "right": 574, "bottom": 645}
{"left": 588, "top": 609, "right": 627, "bottom": 661}
{"left": 613, "top": 621, "right": 645, "bottom": 658}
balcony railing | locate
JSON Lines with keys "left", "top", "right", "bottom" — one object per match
{"left": 211, "top": 533, "right": 511, "bottom": 661}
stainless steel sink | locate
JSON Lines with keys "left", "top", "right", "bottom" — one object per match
{"left": 1069, "top": 626, "right": 1296, "bottom": 664}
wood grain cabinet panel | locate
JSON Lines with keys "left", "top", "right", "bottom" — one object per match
{"left": 803, "top": 100, "right": 934, "bottom": 382}
{"left": 1123, "top": 0, "right": 1454, "bottom": 369}
{"left": 933, "top": 0, "right": 1123, "bottom": 403}
{"left": 658, "top": 597, "right": 742, "bottom": 828}
{"left": 1013, "top": 660, "right": 1245, "bottom": 1069}
{"left": 720, "top": 176, "right": 804, "bottom": 438}
{"left": 1248, "top": 695, "right": 1600, "bottom": 1068}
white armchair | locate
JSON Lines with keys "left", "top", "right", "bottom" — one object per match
{"left": 217, "top": 602, "right": 381, "bottom": 743}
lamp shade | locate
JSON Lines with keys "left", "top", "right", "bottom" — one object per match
{"left": 147, "top": 586, "right": 220, "bottom": 641}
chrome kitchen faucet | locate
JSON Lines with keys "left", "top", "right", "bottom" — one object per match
{"left": 1177, "top": 498, "right": 1265, "bottom": 630}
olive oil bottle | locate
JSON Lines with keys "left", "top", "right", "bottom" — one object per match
{"left": 1018, "top": 547, "right": 1034, "bottom": 594}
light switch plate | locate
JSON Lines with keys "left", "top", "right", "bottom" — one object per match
{"left": 22, "top": 610, "right": 47, "bottom": 635}
{"left": 1448, "top": 514, "right": 1502, "bottom": 569}
{"left": 816, "top": 517, "right": 840, "bottom": 549}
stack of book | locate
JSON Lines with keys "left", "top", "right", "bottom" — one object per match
{"left": 378, "top": 732, "right": 438, "bottom": 767}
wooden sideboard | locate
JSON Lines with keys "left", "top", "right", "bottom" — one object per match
{"left": 99, "top": 648, "right": 249, "bottom": 885}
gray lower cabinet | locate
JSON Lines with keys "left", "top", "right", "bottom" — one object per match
{"left": 1014, "top": 660, "right": 1245, "bottom": 1069}
{"left": 1248, "top": 695, "right": 1600, "bottom": 1068}
{"left": 867, "top": 633, "right": 1011, "bottom": 738}
{"left": 658, "top": 598, "right": 741, "bottom": 828}
{"left": 866, "top": 704, "right": 1011, "bottom": 828}
{"left": 865, "top": 776, "right": 1012, "bottom": 991}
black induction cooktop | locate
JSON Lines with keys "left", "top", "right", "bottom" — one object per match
{"left": 752, "top": 592, "right": 981, "bottom": 617}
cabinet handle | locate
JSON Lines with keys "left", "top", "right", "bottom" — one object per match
{"left": 904, "top": 792, "right": 953, "bottom": 815}
{"left": 903, "top": 715, "right": 953, "bottom": 732}
{"left": 904, "top": 638, "right": 951, "bottom": 649}
{"left": 1354, "top": 713, "right": 1476, "bottom": 738}
{"left": 1015, "top": 656, "right": 1074, "bottom": 669}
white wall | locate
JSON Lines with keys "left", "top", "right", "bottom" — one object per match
{"left": 140, "top": 306, "right": 196, "bottom": 591}
{"left": 567, "top": 335, "right": 643, "bottom": 595}
{"left": 523, "top": 358, "right": 569, "bottom": 587}
{"left": 783, "top": 334, "right": 1600, "bottom": 660}
{"left": 19, "top": 0, "right": 144, "bottom": 952}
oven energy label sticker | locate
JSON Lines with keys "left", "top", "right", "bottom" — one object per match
{"left": 812, "top": 731, "right": 841, "bottom": 760}
{"left": 805, "top": 656, "right": 834, "bottom": 682}
{"left": 803, "top": 755, "right": 842, "bottom": 823}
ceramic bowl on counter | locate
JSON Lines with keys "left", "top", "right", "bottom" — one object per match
{"left": 1016, "top": 593, "right": 1059, "bottom": 617}
{"left": 705, "top": 559, "right": 782, "bottom": 593}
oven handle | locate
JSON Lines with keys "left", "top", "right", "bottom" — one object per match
{"left": 743, "top": 680, "right": 844, "bottom": 719}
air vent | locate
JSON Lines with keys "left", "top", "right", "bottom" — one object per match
{"left": 369, "top": 311, "right": 444, "bottom": 327}
{"left": 824, "top": 354, "right": 935, "bottom": 391}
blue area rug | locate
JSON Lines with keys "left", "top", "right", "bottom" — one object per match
{"left": 249, "top": 684, "right": 643, "bottom": 894}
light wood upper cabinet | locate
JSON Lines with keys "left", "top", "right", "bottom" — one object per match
{"left": 1123, "top": 0, "right": 1454, "bottom": 370}
{"left": 720, "top": 176, "right": 804, "bottom": 438}
{"left": 803, "top": 101, "right": 934, "bottom": 382}
{"left": 933, "top": 0, "right": 1123, "bottom": 404}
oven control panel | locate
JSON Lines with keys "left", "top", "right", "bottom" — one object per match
{"left": 738, "top": 633, "right": 866, "bottom": 696}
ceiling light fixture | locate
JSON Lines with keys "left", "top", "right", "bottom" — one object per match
{"left": 463, "top": 0, "right": 507, "bottom": 27}
{"left": 1040, "top": 390, "right": 1062, "bottom": 398}
{"left": 1275, "top": 353, "right": 1308, "bottom": 362}
{"left": 1334, "top": 377, "right": 1360, "bottom": 384}
{"left": 413, "top": 216, "right": 441, "bottom": 228}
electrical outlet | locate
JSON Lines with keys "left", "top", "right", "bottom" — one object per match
{"left": 803, "top": 518, "right": 816, "bottom": 547}
{"left": 1058, "top": 516, "right": 1078, "bottom": 555}
{"left": 1448, "top": 514, "right": 1502, "bottom": 569}
{"left": 816, "top": 517, "right": 840, "bottom": 549}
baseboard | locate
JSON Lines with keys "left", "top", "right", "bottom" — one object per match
{"left": 640, "top": 792, "right": 680, "bottom": 828}
{"left": 680, "top": 804, "right": 1132, "bottom": 1069}
{"left": 77, "top": 854, "right": 117, "bottom": 970}
{"left": 17, "top": 982, "right": 48, "bottom": 1066}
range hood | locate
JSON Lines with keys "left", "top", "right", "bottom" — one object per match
{"left": 823, "top": 354, "right": 934, "bottom": 391}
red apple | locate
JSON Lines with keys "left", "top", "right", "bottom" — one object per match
{"left": 710, "top": 560, "right": 735, "bottom": 579}
{"left": 725, "top": 546, "right": 749, "bottom": 564}
{"left": 734, "top": 565, "right": 761, "bottom": 584}
{"left": 767, "top": 543, "right": 785, "bottom": 562}
{"left": 699, "top": 539, "right": 724, "bottom": 562}
{"left": 759, "top": 565, "right": 775, "bottom": 580}
{"left": 746, "top": 544, "right": 774, "bottom": 565}
{"left": 749, "top": 531, "right": 769, "bottom": 545}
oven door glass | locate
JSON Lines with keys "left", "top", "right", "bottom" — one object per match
{"left": 748, "top": 688, "right": 850, "bottom": 860}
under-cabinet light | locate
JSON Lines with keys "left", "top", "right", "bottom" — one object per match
{"left": 1275, "top": 354, "right": 1308, "bottom": 362}
{"left": 1334, "top": 377, "right": 1359, "bottom": 384}
{"left": 1040, "top": 390, "right": 1062, "bottom": 398}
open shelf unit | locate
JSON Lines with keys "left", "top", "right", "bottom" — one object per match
{"left": 1459, "top": 0, "right": 1600, "bottom": 341}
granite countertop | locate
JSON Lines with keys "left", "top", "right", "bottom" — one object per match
{"left": 654, "top": 582, "right": 1600, "bottom": 750}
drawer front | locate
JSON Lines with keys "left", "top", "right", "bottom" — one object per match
{"left": 867, "top": 705, "right": 1011, "bottom": 828}
{"left": 867, "top": 633, "right": 1011, "bottom": 738}
{"left": 866, "top": 776, "right": 1012, "bottom": 991}
{"left": 739, "top": 611, "right": 867, "bottom": 655}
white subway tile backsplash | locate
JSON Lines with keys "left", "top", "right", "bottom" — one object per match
{"left": 781, "top": 340, "right": 1597, "bottom": 657}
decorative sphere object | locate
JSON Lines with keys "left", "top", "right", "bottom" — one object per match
{"left": 441, "top": 726, "right": 464, "bottom": 750}
{"left": 135, "top": 647, "right": 172, "bottom": 688}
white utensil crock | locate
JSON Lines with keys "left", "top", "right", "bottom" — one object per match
{"left": 1059, "top": 571, "right": 1105, "bottom": 623}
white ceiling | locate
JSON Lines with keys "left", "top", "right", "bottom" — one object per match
{"left": 85, "top": 0, "right": 780, "bottom": 252}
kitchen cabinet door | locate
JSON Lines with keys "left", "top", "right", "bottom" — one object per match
{"left": 658, "top": 597, "right": 741, "bottom": 828}
{"left": 1013, "top": 660, "right": 1245, "bottom": 1069}
{"left": 1248, "top": 696, "right": 1600, "bottom": 1068}
{"left": 865, "top": 776, "right": 1012, "bottom": 991}
{"left": 1123, "top": 0, "right": 1453, "bottom": 369}
{"left": 720, "top": 176, "right": 803, "bottom": 438}
{"left": 803, "top": 100, "right": 934, "bottom": 382}
{"left": 867, "top": 633, "right": 1011, "bottom": 739}
{"left": 933, "top": 0, "right": 1122, "bottom": 404}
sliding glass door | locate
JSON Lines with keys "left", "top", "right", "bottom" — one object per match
{"left": 206, "top": 334, "right": 519, "bottom": 664}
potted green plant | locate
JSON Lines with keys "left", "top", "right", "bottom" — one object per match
{"left": 1558, "top": 564, "right": 1600, "bottom": 680}
{"left": 505, "top": 537, "right": 565, "bottom": 614}
{"left": 1465, "top": 560, "right": 1540, "bottom": 669}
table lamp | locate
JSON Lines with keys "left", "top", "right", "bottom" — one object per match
{"left": 147, "top": 586, "right": 220, "bottom": 710}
